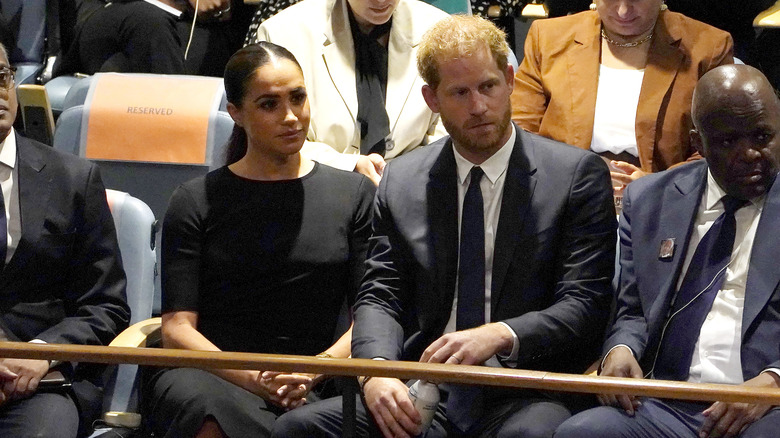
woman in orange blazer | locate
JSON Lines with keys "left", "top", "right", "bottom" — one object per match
{"left": 512, "top": 0, "right": 733, "bottom": 190}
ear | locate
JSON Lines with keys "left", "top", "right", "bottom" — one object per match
{"left": 690, "top": 129, "right": 706, "bottom": 158}
{"left": 422, "top": 84, "right": 440, "bottom": 113}
{"left": 505, "top": 62, "right": 514, "bottom": 89}
{"left": 226, "top": 102, "right": 243, "bottom": 128}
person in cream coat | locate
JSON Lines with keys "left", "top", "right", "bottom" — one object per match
{"left": 250, "top": 0, "right": 449, "bottom": 184}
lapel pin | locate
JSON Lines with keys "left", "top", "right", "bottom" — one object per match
{"left": 659, "top": 238, "right": 675, "bottom": 260}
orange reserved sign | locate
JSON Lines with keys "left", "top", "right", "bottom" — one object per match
{"left": 83, "top": 74, "right": 224, "bottom": 164}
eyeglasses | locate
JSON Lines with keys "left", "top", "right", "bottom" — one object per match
{"left": 0, "top": 67, "right": 15, "bottom": 90}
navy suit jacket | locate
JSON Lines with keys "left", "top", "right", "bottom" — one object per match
{"left": 352, "top": 125, "right": 617, "bottom": 375}
{"left": 0, "top": 134, "right": 130, "bottom": 411}
{"left": 605, "top": 159, "right": 780, "bottom": 381}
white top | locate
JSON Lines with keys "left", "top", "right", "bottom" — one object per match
{"left": 444, "top": 128, "right": 520, "bottom": 362}
{"left": 0, "top": 128, "right": 21, "bottom": 264}
{"left": 680, "top": 170, "right": 764, "bottom": 384}
{"left": 590, "top": 65, "right": 644, "bottom": 157}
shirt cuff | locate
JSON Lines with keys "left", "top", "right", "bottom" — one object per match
{"left": 496, "top": 322, "right": 520, "bottom": 364}
{"left": 600, "top": 344, "right": 634, "bottom": 374}
{"left": 761, "top": 368, "right": 780, "bottom": 382}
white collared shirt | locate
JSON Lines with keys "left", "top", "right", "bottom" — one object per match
{"left": 444, "top": 128, "right": 520, "bottom": 360}
{"left": 680, "top": 170, "right": 764, "bottom": 384}
{"left": 0, "top": 128, "right": 21, "bottom": 264}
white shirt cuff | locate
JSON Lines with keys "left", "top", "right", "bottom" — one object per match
{"left": 761, "top": 368, "right": 780, "bottom": 381}
{"left": 496, "top": 322, "right": 520, "bottom": 364}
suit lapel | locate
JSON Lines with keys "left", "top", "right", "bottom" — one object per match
{"left": 385, "top": 0, "right": 417, "bottom": 136}
{"left": 566, "top": 12, "right": 600, "bottom": 148}
{"left": 427, "top": 141, "right": 459, "bottom": 322}
{"left": 742, "top": 180, "right": 780, "bottom": 338}
{"left": 1, "top": 136, "right": 50, "bottom": 284}
{"left": 644, "top": 165, "right": 705, "bottom": 342}
{"left": 491, "top": 128, "right": 536, "bottom": 313}
{"left": 322, "top": 0, "right": 358, "bottom": 126}
{"left": 635, "top": 11, "right": 683, "bottom": 171}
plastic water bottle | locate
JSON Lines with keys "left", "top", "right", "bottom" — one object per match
{"left": 408, "top": 380, "right": 440, "bottom": 433}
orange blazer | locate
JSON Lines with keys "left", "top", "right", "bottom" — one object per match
{"left": 511, "top": 10, "right": 733, "bottom": 172}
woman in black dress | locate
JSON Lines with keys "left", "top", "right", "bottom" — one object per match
{"left": 145, "top": 42, "right": 375, "bottom": 438}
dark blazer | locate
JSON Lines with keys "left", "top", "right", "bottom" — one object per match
{"left": 511, "top": 10, "right": 733, "bottom": 173}
{"left": 605, "top": 160, "right": 780, "bottom": 380}
{"left": 0, "top": 134, "right": 130, "bottom": 415}
{"left": 352, "top": 125, "right": 617, "bottom": 375}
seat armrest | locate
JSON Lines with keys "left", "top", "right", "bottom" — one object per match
{"left": 755, "top": 1, "right": 780, "bottom": 27}
{"left": 109, "top": 317, "right": 162, "bottom": 348}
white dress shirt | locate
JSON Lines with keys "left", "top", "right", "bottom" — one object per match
{"left": 444, "top": 128, "right": 520, "bottom": 361}
{"left": 680, "top": 171, "right": 764, "bottom": 384}
{"left": 0, "top": 128, "right": 21, "bottom": 265}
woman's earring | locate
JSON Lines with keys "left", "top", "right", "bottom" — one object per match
{"left": 589, "top": 2, "right": 597, "bottom": 11}
{"left": 660, "top": 2, "right": 668, "bottom": 10}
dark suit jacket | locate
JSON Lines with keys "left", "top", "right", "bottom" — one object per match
{"left": 352, "top": 125, "right": 617, "bottom": 376}
{"left": 0, "top": 134, "right": 130, "bottom": 416}
{"left": 511, "top": 10, "right": 733, "bottom": 173}
{"left": 605, "top": 160, "right": 780, "bottom": 380}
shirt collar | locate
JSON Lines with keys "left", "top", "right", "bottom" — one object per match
{"left": 705, "top": 168, "right": 765, "bottom": 210}
{"left": 0, "top": 128, "right": 16, "bottom": 170}
{"left": 453, "top": 127, "right": 516, "bottom": 186}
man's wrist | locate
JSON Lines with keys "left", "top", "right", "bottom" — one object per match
{"left": 28, "top": 339, "right": 56, "bottom": 369}
{"left": 495, "top": 322, "right": 519, "bottom": 359}
{"left": 359, "top": 375, "right": 373, "bottom": 392}
{"left": 600, "top": 344, "right": 634, "bottom": 374}
{"left": 760, "top": 369, "right": 780, "bottom": 388}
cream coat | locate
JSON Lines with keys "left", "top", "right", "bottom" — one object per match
{"left": 255, "top": 0, "right": 449, "bottom": 170}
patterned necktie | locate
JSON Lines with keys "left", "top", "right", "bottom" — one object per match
{"left": 653, "top": 195, "right": 748, "bottom": 380}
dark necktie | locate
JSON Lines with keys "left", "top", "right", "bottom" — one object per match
{"left": 653, "top": 195, "right": 748, "bottom": 381}
{"left": 448, "top": 166, "right": 485, "bottom": 432}
{"left": 351, "top": 13, "right": 392, "bottom": 157}
{"left": 0, "top": 185, "right": 6, "bottom": 271}
{"left": 456, "top": 166, "right": 485, "bottom": 331}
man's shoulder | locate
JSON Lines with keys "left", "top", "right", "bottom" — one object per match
{"left": 627, "top": 160, "right": 707, "bottom": 200}
{"left": 385, "top": 136, "right": 447, "bottom": 176}
{"left": 519, "top": 128, "right": 603, "bottom": 170}
{"left": 17, "top": 134, "right": 95, "bottom": 175}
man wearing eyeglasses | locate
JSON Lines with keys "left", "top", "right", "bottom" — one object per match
{"left": 0, "top": 45, "right": 130, "bottom": 438}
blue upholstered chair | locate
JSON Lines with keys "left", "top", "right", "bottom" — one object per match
{"left": 1, "top": 0, "right": 47, "bottom": 85}
{"left": 87, "top": 190, "right": 157, "bottom": 437}
{"left": 52, "top": 72, "right": 233, "bottom": 315}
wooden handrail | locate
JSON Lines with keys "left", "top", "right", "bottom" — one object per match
{"left": 2, "top": 341, "right": 780, "bottom": 404}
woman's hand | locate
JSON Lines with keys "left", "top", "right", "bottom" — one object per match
{"left": 253, "top": 371, "right": 314, "bottom": 409}
{"left": 355, "top": 153, "right": 386, "bottom": 186}
{"left": 610, "top": 160, "right": 648, "bottom": 194}
{"left": 187, "top": 0, "right": 231, "bottom": 21}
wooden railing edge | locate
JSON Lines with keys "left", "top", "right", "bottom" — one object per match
{"left": 1, "top": 341, "right": 779, "bottom": 404}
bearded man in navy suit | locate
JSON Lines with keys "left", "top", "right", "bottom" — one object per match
{"left": 273, "top": 15, "right": 616, "bottom": 438}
